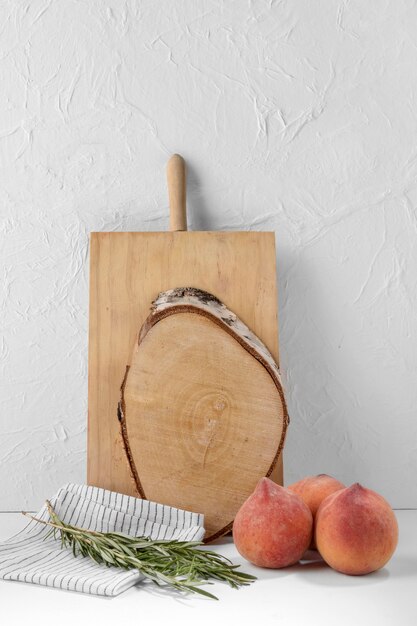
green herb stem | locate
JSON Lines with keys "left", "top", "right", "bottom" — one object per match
{"left": 22, "top": 501, "right": 255, "bottom": 600}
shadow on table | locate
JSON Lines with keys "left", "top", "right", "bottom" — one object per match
{"left": 130, "top": 578, "right": 215, "bottom": 603}
{"left": 231, "top": 549, "right": 392, "bottom": 588}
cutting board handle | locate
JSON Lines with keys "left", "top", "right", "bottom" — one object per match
{"left": 167, "top": 154, "right": 187, "bottom": 231}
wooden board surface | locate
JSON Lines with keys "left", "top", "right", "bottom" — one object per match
{"left": 88, "top": 231, "right": 284, "bottom": 515}
{"left": 118, "top": 288, "right": 287, "bottom": 540}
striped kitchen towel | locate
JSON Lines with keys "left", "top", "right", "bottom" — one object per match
{"left": 0, "top": 483, "right": 205, "bottom": 596}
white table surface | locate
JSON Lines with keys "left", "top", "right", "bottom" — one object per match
{"left": 0, "top": 510, "right": 415, "bottom": 626}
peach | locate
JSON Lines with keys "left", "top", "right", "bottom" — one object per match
{"left": 233, "top": 477, "right": 313, "bottom": 568}
{"left": 315, "top": 483, "right": 398, "bottom": 575}
{"left": 287, "top": 474, "right": 345, "bottom": 548}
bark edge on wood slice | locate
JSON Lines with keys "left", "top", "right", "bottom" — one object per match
{"left": 118, "top": 287, "right": 289, "bottom": 542}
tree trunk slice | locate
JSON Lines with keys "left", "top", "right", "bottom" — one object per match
{"left": 118, "top": 287, "right": 289, "bottom": 542}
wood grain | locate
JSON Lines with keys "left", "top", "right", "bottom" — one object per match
{"left": 166, "top": 154, "right": 187, "bottom": 231}
{"left": 118, "top": 287, "right": 288, "bottom": 540}
{"left": 88, "top": 231, "right": 284, "bottom": 509}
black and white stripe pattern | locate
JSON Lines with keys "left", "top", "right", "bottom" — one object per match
{"left": 0, "top": 483, "right": 205, "bottom": 596}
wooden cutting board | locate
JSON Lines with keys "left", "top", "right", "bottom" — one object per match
{"left": 88, "top": 155, "right": 288, "bottom": 540}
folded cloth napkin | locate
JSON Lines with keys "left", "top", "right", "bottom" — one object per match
{"left": 0, "top": 483, "right": 205, "bottom": 596}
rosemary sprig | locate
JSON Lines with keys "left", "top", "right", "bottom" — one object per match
{"left": 22, "top": 501, "right": 255, "bottom": 600}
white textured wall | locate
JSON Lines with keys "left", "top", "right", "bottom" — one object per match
{"left": 1, "top": 0, "right": 416, "bottom": 510}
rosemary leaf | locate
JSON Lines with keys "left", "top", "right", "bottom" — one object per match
{"left": 22, "top": 501, "right": 256, "bottom": 600}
